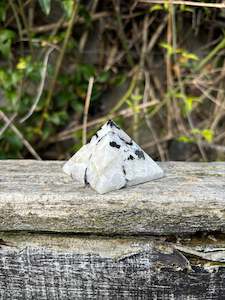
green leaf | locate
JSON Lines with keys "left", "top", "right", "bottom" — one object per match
{"left": 61, "top": 0, "right": 73, "bottom": 18}
{"left": 5, "top": 131, "right": 23, "bottom": 150}
{"left": 79, "top": 5, "right": 92, "bottom": 26}
{"left": 5, "top": 90, "right": 17, "bottom": 106}
{"left": 180, "top": 4, "right": 193, "bottom": 13}
{"left": 126, "top": 99, "right": 133, "bottom": 108}
{"left": 10, "top": 71, "right": 23, "bottom": 86}
{"left": 0, "top": 2, "right": 7, "bottom": 22}
{"left": 182, "top": 51, "right": 199, "bottom": 61}
{"left": 191, "top": 128, "right": 214, "bottom": 143}
{"left": 150, "top": 4, "right": 163, "bottom": 12}
{"left": 79, "top": 64, "right": 95, "bottom": 81}
{"left": 70, "top": 100, "right": 83, "bottom": 112}
{"left": 97, "top": 71, "right": 110, "bottom": 83}
{"left": 42, "top": 124, "right": 54, "bottom": 140}
{"left": 201, "top": 129, "right": 214, "bottom": 143}
{"left": 16, "top": 57, "right": 28, "bottom": 70}
{"left": 0, "top": 29, "right": 15, "bottom": 57}
{"left": 48, "top": 111, "right": 68, "bottom": 125}
{"left": 178, "top": 135, "right": 193, "bottom": 143}
{"left": 163, "top": 2, "right": 169, "bottom": 10}
{"left": 160, "top": 42, "right": 174, "bottom": 56}
{"left": 176, "top": 93, "right": 200, "bottom": 114}
{"left": 0, "top": 69, "right": 8, "bottom": 88}
{"left": 111, "top": 74, "right": 126, "bottom": 86}
{"left": 184, "top": 97, "right": 193, "bottom": 113}
{"left": 38, "top": 0, "right": 51, "bottom": 15}
{"left": 131, "top": 94, "right": 142, "bottom": 102}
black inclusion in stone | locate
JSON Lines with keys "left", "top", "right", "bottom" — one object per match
{"left": 107, "top": 120, "right": 120, "bottom": 130}
{"left": 135, "top": 149, "right": 145, "bottom": 159}
{"left": 126, "top": 140, "right": 133, "bottom": 146}
{"left": 128, "top": 155, "right": 134, "bottom": 160}
{"left": 119, "top": 136, "right": 133, "bottom": 146}
{"left": 122, "top": 166, "right": 128, "bottom": 188}
{"left": 122, "top": 166, "right": 126, "bottom": 175}
{"left": 109, "top": 141, "right": 121, "bottom": 149}
{"left": 84, "top": 168, "right": 88, "bottom": 185}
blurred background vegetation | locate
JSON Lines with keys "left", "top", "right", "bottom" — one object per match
{"left": 0, "top": 0, "right": 225, "bottom": 161}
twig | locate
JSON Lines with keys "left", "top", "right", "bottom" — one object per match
{"left": 18, "top": 0, "right": 33, "bottom": 55}
{"left": 147, "top": 15, "right": 168, "bottom": 53}
{"left": 143, "top": 72, "right": 165, "bottom": 160}
{"left": 166, "top": 0, "right": 173, "bottom": 134}
{"left": 9, "top": 0, "right": 24, "bottom": 43}
{"left": 173, "top": 59, "right": 208, "bottom": 161}
{"left": 187, "top": 113, "right": 207, "bottom": 161}
{"left": 201, "top": 142, "right": 225, "bottom": 153}
{"left": 40, "top": 0, "right": 78, "bottom": 129}
{"left": 141, "top": 134, "right": 173, "bottom": 150}
{"left": 20, "top": 47, "right": 55, "bottom": 123}
{"left": 6, "top": 0, "right": 32, "bottom": 27}
{"left": 140, "top": 15, "right": 149, "bottom": 69}
{"left": 195, "top": 36, "right": 225, "bottom": 71}
{"left": 113, "top": 0, "right": 134, "bottom": 67}
{"left": 82, "top": 77, "right": 94, "bottom": 145}
{"left": 139, "top": 0, "right": 225, "bottom": 8}
{"left": 9, "top": 0, "right": 24, "bottom": 104}
{"left": 79, "top": 0, "right": 99, "bottom": 53}
{"left": 0, "top": 111, "right": 41, "bottom": 160}
{"left": 24, "top": 12, "right": 110, "bottom": 34}
{"left": 194, "top": 82, "right": 225, "bottom": 110}
{"left": 0, "top": 113, "right": 17, "bottom": 137}
{"left": 110, "top": 68, "right": 139, "bottom": 114}
{"left": 50, "top": 100, "right": 159, "bottom": 143}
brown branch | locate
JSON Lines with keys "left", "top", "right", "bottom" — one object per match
{"left": 0, "top": 111, "right": 41, "bottom": 160}
{"left": 50, "top": 100, "right": 159, "bottom": 143}
{"left": 26, "top": 12, "right": 110, "bottom": 34}
{"left": 82, "top": 77, "right": 94, "bottom": 145}
{"left": 20, "top": 47, "right": 55, "bottom": 123}
{"left": 39, "top": 0, "right": 78, "bottom": 129}
{"left": 143, "top": 72, "right": 165, "bottom": 160}
{"left": 139, "top": 0, "right": 225, "bottom": 8}
{"left": 0, "top": 113, "right": 17, "bottom": 137}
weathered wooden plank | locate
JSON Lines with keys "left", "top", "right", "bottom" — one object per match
{"left": 0, "top": 160, "right": 225, "bottom": 235}
{"left": 0, "top": 232, "right": 225, "bottom": 300}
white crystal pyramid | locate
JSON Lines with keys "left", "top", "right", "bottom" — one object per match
{"left": 63, "top": 120, "right": 164, "bottom": 194}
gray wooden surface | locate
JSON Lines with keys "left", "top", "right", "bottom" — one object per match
{"left": 0, "top": 232, "right": 225, "bottom": 300}
{"left": 0, "top": 160, "right": 225, "bottom": 235}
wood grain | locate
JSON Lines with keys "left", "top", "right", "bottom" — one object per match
{"left": 0, "top": 232, "right": 225, "bottom": 299}
{"left": 0, "top": 160, "right": 225, "bottom": 235}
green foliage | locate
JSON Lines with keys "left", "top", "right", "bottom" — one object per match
{"left": 178, "top": 129, "right": 214, "bottom": 144}
{"left": 192, "top": 128, "right": 214, "bottom": 143}
{"left": 0, "top": 129, "right": 23, "bottom": 159}
{"left": 149, "top": 4, "right": 164, "bottom": 12}
{"left": 61, "top": 0, "right": 74, "bottom": 18}
{"left": 126, "top": 94, "right": 142, "bottom": 113}
{"left": 0, "top": 2, "right": 7, "bottom": 22}
{"left": 160, "top": 42, "right": 199, "bottom": 62}
{"left": 175, "top": 93, "right": 200, "bottom": 115}
{"left": 38, "top": 0, "right": 51, "bottom": 15}
{"left": 0, "top": 0, "right": 223, "bottom": 161}
{"left": 38, "top": 0, "right": 75, "bottom": 18}
{"left": 178, "top": 135, "right": 193, "bottom": 143}
{"left": 0, "top": 29, "right": 15, "bottom": 58}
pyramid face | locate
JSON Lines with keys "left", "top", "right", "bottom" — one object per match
{"left": 63, "top": 120, "right": 164, "bottom": 194}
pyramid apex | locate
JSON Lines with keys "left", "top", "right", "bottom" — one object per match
{"left": 106, "top": 119, "right": 121, "bottom": 129}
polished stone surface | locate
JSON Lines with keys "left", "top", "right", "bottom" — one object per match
{"left": 63, "top": 120, "right": 164, "bottom": 194}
